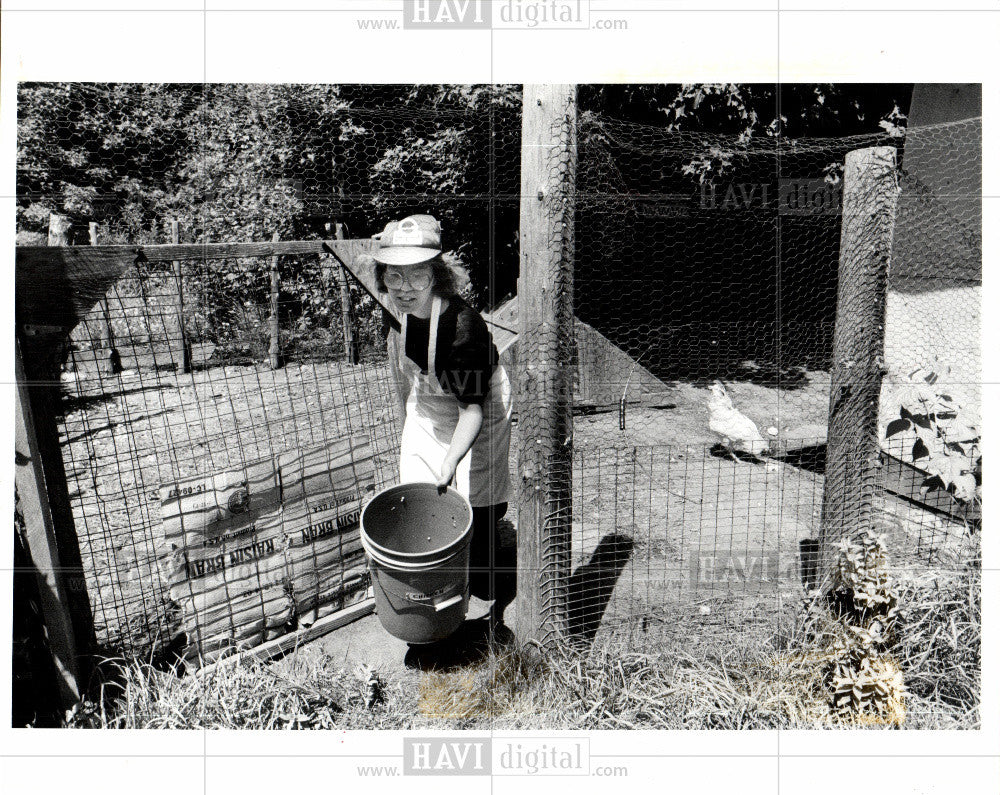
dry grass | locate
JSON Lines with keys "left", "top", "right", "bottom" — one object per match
{"left": 890, "top": 562, "right": 981, "bottom": 728}
{"left": 66, "top": 557, "right": 979, "bottom": 731}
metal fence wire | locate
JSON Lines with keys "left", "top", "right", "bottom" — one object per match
{"left": 15, "top": 84, "right": 980, "bottom": 670}
{"left": 558, "top": 109, "right": 980, "bottom": 654}
{"left": 18, "top": 83, "right": 523, "bottom": 662}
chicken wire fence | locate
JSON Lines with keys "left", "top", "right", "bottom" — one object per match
{"left": 15, "top": 83, "right": 981, "bottom": 667}
{"left": 556, "top": 109, "right": 981, "bottom": 655}
{"left": 17, "top": 83, "right": 522, "bottom": 663}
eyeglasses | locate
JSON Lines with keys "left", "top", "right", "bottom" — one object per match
{"left": 384, "top": 270, "right": 432, "bottom": 291}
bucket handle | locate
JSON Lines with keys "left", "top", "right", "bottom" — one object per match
{"left": 433, "top": 594, "right": 464, "bottom": 612}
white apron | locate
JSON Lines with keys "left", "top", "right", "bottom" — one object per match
{"left": 396, "top": 295, "right": 512, "bottom": 507}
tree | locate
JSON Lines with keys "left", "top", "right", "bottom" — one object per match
{"left": 17, "top": 83, "right": 201, "bottom": 243}
{"left": 17, "top": 82, "right": 910, "bottom": 368}
{"left": 578, "top": 83, "right": 912, "bottom": 186}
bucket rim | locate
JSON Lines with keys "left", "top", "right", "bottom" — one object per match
{"left": 360, "top": 482, "right": 473, "bottom": 562}
{"left": 361, "top": 533, "right": 470, "bottom": 571}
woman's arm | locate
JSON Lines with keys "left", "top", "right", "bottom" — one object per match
{"left": 436, "top": 401, "right": 483, "bottom": 489}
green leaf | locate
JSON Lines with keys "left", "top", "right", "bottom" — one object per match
{"left": 912, "top": 437, "right": 929, "bottom": 460}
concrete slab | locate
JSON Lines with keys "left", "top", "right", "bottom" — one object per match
{"left": 309, "top": 596, "right": 513, "bottom": 676}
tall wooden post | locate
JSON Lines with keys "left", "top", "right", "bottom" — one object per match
{"left": 12, "top": 213, "right": 97, "bottom": 706}
{"left": 15, "top": 344, "right": 83, "bottom": 709}
{"left": 815, "top": 146, "right": 898, "bottom": 590}
{"left": 335, "top": 223, "right": 359, "bottom": 364}
{"left": 90, "top": 223, "right": 121, "bottom": 376}
{"left": 514, "top": 85, "right": 577, "bottom": 649}
{"left": 170, "top": 220, "right": 192, "bottom": 373}
{"left": 268, "top": 231, "right": 282, "bottom": 370}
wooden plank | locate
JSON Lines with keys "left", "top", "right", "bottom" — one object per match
{"left": 268, "top": 231, "right": 282, "bottom": 370}
{"left": 193, "top": 598, "right": 375, "bottom": 676}
{"left": 323, "top": 241, "right": 401, "bottom": 332}
{"left": 89, "top": 223, "right": 122, "bottom": 377}
{"left": 15, "top": 239, "right": 373, "bottom": 338}
{"left": 481, "top": 294, "right": 519, "bottom": 356}
{"left": 18, "top": 238, "right": 336, "bottom": 268}
{"left": 14, "top": 343, "right": 83, "bottom": 709}
{"left": 335, "top": 224, "right": 359, "bottom": 364}
{"left": 47, "top": 213, "right": 72, "bottom": 246}
{"left": 13, "top": 218, "right": 98, "bottom": 693}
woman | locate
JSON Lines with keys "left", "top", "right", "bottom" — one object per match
{"left": 370, "top": 214, "right": 516, "bottom": 630}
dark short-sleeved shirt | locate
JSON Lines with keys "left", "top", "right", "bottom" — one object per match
{"left": 403, "top": 297, "right": 499, "bottom": 406}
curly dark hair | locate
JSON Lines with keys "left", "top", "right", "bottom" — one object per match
{"left": 369, "top": 253, "right": 471, "bottom": 298}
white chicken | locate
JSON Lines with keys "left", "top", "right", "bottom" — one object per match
{"left": 707, "top": 380, "right": 770, "bottom": 461}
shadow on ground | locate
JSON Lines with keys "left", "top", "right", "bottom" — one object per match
{"left": 567, "top": 533, "right": 634, "bottom": 647}
{"left": 402, "top": 617, "right": 515, "bottom": 672}
{"left": 775, "top": 443, "right": 827, "bottom": 475}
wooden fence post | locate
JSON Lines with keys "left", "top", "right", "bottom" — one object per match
{"left": 15, "top": 344, "right": 83, "bottom": 710}
{"left": 170, "top": 220, "right": 192, "bottom": 373}
{"left": 11, "top": 213, "right": 98, "bottom": 708}
{"left": 335, "top": 223, "right": 359, "bottom": 364}
{"left": 268, "top": 231, "right": 282, "bottom": 369}
{"left": 514, "top": 85, "right": 577, "bottom": 649}
{"left": 90, "top": 223, "right": 122, "bottom": 376}
{"left": 815, "top": 146, "right": 898, "bottom": 590}
{"left": 46, "top": 213, "right": 73, "bottom": 379}
{"left": 47, "top": 212, "right": 71, "bottom": 246}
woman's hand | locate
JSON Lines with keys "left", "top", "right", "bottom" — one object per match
{"left": 436, "top": 456, "right": 459, "bottom": 491}
{"left": 436, "top": 402, "right": 483, "bottom": 491}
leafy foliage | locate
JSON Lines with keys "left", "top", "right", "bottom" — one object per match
{"left": 18, "top": 83, "right": 912, "bottom": 362}
{"left": 579, "top": 83, "right": 912, "bottom": 187}
{"left": 885, "top": 368, "right": 981, "bottom": 503}
{"left": 18, "top": 83, "right": 524, "bottom": 359}
{"left": 800, "top": 530, "right": 907, "bottom": 726}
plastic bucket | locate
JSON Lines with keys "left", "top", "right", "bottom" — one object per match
{"left": 360, "top": 483, "right": 473, "bottom": 644}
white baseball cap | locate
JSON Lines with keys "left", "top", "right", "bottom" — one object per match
{"left": 371, "top": 214, "right": 442, "bottom": 266}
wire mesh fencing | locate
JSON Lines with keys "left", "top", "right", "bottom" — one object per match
{"left": 17, "top": 83, "right": 522, "bottom": 662}
{"left": 54, "top": 252, "right": 404, "bottom": 660}
{"left": 15, "top": 83, "right": 981, "bottom": 671}
{"left": 548, "top": 100, "right": 981, "bottom": 651}
{"left": 879, "top": 117, "right": 982, "bottom": 544}
{"left": 562, "top": 438, "right": 978, "bottom": 656}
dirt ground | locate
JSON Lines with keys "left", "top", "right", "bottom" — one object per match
{"left": 56, "top": 360, "right": 972, "bottom": 663}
